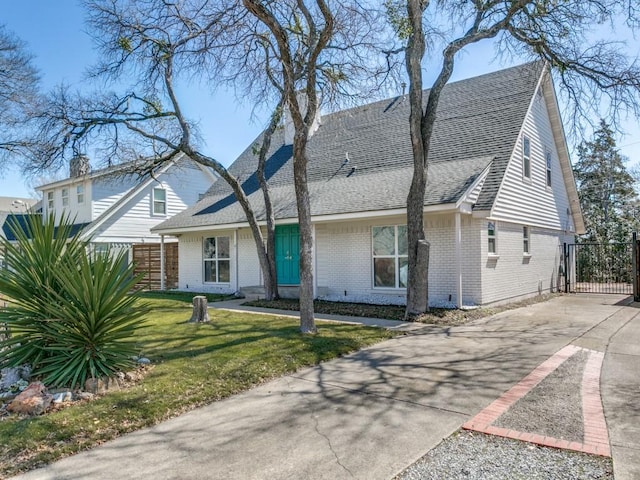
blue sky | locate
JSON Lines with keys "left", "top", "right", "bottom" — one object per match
{"left": 1, "top": 1, "right": 639, "bottom": 199}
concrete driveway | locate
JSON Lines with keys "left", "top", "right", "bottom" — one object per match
{"left": 11, "top": 294, "right": 640, "bottom": 480}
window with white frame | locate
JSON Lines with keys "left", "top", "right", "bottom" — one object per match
{"left": 61, "top": 188, "right": 69, "bottom": 207}
{"left": 523, "top": 226, "right": 530, "bottom": 254}
{"left": 203, "top": 236, "right": 230, "bottom": 283}
{"left": 372, "top": 225, "right": 408, "bottom": 288}
{"left": 152, "top": 187, "right": 166, "bottom": 215}
{"left": 488, "top": 222, "right": 497, "bottom": 254}
{"left": 77, "top": 184, "right": 85, "bottom": 204}
{"left": 522, "top": 136, "right": 531, "bottom": 180}
{"left": 47, "top": 191, "right": 54, "bottom": 211}
{"left": 545, "top": 151, "right": 552, "bottom": 188}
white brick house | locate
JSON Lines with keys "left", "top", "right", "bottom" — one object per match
{"left": 153, "top": 63, "right": 584, "bottom": 307}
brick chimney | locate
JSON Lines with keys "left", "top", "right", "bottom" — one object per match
{"left": 284, "top": 91, "right": 322, "bottom": 145}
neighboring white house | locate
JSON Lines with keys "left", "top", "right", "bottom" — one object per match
{"left": 153, "top": 63, "right": 585, "bottom": 307}
{"left": 38, "top": 154, "right": 216, "bottom": 286}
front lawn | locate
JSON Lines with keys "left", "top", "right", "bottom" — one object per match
{"left": 0, "top": 295, "right": 396, "bottom": 477}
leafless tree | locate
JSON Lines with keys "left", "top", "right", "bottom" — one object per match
{"left": 243, "top": 0, "right": 398, "bottom": 333}
{"left": 0, "top": 26, "right": 40, "bottom": 165}
{"left": 392, "top": 0, "right": 640, "bottom": 317}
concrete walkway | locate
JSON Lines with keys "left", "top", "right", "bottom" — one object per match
{"left": 11, "top": 294, "right": 640, "bottom": 480}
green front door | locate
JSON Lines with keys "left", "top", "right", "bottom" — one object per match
{"left": 275, "top": 224, "right": 300, "bottom": 285}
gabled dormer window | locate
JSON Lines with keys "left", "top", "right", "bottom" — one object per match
{"left": 522, "top": 136, "right": 531, "bottom": 180}
{"left": 153, "top": 187, "right": 166, "bottom": 215}
{"left": 61, "top": 188, "right": 69, "bottom": 207}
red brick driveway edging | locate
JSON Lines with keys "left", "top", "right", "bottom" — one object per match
{"left": 462, "top": 344, "right": 611, "bottom": 457}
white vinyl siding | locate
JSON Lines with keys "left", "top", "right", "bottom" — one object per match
{"left": 491, "top": 85, "right": 573, "bottom": 232}
{"left": 91, "top": 162, "right": 214, "bottom": 244}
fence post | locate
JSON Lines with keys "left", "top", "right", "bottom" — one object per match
{"left": 633, "top": 232, "right": 639, "bottom": 302}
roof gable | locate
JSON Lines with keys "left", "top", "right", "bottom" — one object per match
{"left": 156, "top": 62, "right": 544, "bottom": 232}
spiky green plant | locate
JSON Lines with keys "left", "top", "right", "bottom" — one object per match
{"left": 0, "top": 214, "right": 148, "bottom": 388}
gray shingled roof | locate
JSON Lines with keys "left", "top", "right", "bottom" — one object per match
{"left": 155, "top": 62, "right": 542, "bottom": 232}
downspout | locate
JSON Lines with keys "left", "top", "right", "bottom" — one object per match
{"left": 455, "top": 211, "right": 462, "bottom": 308}
{"left": 160, "top": 234, "right": 165, "bottom": 291}
{"left": 234, "top": 229, "right": 239, "bottom": 293}
{"left": 312, "top": 224, "right": 317, "bottom": 298}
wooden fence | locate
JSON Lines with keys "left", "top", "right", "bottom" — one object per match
{"left": 132, "top": 243, "right": 179, "bottom": 290}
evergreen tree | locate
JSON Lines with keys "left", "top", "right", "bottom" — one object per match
{"left": 574, "top": 120, "right": 637, "bottom": 244}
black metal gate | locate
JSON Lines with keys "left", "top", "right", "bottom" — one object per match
{"left": 564, "top": 233, "right": 639, "bottom": 299}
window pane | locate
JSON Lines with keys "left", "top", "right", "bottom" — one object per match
{"left": 204, "top": 238, "right": 216, "bottom": 259}
{"left": 204, "top": 260, "right": 215, "bottom": 282}
{"left": 523, "top": 137, "right": 530, "bottom": 157}
{"left": 398, "top": 257, "right": 408, "bottom": 288}
{"left": 218, "top": 237, "right": 230, "bottom": 258}
{"left": 204, "top": 260, "right": 216, "bottom": 282}
{"left": 374, "top": 258, "right": 395, "bottom": 287}
{"left": 397, "top": 226, "right": 408, "bottom": 256}
{"left": 488, "top": 222, "right": 495, "bottom": 236}
{"left": 524, "top": 158, "right": 531, "bottom": 178}
{"left": 373, "top": 226, "right": 395, "bottom": 256}
{"left": 154, "top": 188, "right": 166, "bottom": 201}
{"left": 153, "top": 202, "right": 165, "bottom": 214}
{"left": 218, "top": 260, "right": 230, "bottom": 282}
{"left": 488, "top": 238, "right": 496, "bottom": 254}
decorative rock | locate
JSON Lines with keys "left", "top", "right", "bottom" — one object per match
{"left": 84, "top": 376, "right": 122, "bottom": 395}
{"left": 75, "top": 391, "right": 95, "bottom": 401}
{"left": 137, "top": 357, "right": 151, "bottom": 365}
{"left": 0, "top": 365, "right": 31, "bottom": 391}
{"left": 7, "top": 382, "right": 53, "bottom": 415}
{"left": 52, "top": 391, "right": 74, "bottom": 404}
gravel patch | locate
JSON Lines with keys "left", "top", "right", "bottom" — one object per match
{"left": 494, "top": 349, "right": 588, "bottom": 442}
{"left": 395, "top": 430, "right": 613, "bottom": 480}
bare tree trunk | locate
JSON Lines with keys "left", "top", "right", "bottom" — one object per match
{"left": 256, "top": 100, "right": 285, "bottom": 301}
{"left": 189, "top": 295, "right": 210, "bottom": 323}
{"left": 404, "top": 0, "right": 429, "bottom": 318}
{"left": 293, "top": 134, "right": 316, "bottom": 334}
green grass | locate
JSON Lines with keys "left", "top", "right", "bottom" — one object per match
{"left": 0, "top": 296, "right": 396, "bottom": 477}
{"left": 244, "top": 294, "right": 559, "bottom": 326}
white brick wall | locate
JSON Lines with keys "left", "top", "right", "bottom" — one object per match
{"left": 176, "top": 215, "right": 567, "bottom": 306}
{"left": 315, "top": 213, "right": 476, "bottom": 306}
{"left": 178, "top": 230, "right": 237, "bottom": 294}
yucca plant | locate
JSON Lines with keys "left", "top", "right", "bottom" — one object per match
{"left": 0, "top": 214, "right": 148, "bottom": 388}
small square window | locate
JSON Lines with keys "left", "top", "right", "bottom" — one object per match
{"left": 522, "top": 136, "right": 531, "bottom": 180}
{"left": 153, "top": 187, "right": 166, "bottom": 215}
{"left": 488, "top": 222, "right": 497, "bottom": 254}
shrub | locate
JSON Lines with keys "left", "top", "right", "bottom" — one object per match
{"left": 0, "top": 214, "right": 148, "bottom": 388}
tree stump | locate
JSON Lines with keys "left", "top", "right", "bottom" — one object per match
{"left": 189, "top": 296, "right": 210, "bottom": 323}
